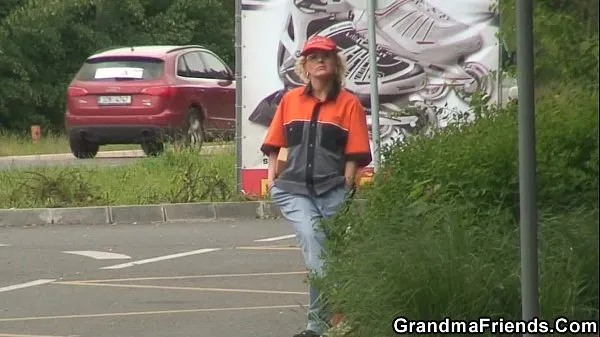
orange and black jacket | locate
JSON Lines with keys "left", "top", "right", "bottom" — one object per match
{"left": 260, "top": 83, "right": 372, "bottom": 196}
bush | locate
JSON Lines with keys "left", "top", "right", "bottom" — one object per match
{"left": 316, "top": 1, "right": 600, "bottom": 330}
{"left": 498, "top": 0, "right": 598, "bottom": 86}
{"left": 379, "top": 85, "right": 597, "bottom": 215}
{"left": 314, "top": 83, "right": 598, "bottom": 337}
{"left": 0, "top": 0, "right": 234, "bottom": 131}
{"left": 320, "top": 205, "right": 598, "bottom": 337}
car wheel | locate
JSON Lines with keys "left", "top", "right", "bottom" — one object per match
{"left": 69, "top": 135, "right": 99, "bottom": 159}
{"left": 141, "top": 140, "right": 164, "bottom": 156}
{"left": 185, "top": 112, "right": 205, "bottom": 149}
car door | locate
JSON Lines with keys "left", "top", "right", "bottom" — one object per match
{"left": 198, "top": 50, "right": 235, "bottom": 132}
{"left": 176, "top": 51, "right": 220, "bottom": 131}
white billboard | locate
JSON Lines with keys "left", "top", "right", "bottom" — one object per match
{"left": 240, "top": 0, "right": 500, "bottom": 196}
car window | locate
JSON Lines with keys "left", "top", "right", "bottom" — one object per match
{"left": 200, "top": 51, "right": 230, "bottom": 79}
{"left": 177, "top": 56, "right": 189, "bottom": 77}
{"left": 77, "top": 57, "right": 164, "bottom": 81}
{"left": 182, "top": 52, "right": 207, "bottom": 78}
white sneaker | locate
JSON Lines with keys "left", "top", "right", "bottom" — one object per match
{"left": 316, "top": 20, "right": 427, "bottom": 101}
{"left": 277, "top": 0, "right": 349, "bottom": 88}
{"left": 290, "top": 0, "right": 353, "bottom": 14}
{"left": 355, "top": 0, "right": 484, "bottom": 64}
{"left": 351, "top": 0, "right": 494, "bottom": 101}
{"left": 277, "top": 1, "right": 427, "bottom": 106}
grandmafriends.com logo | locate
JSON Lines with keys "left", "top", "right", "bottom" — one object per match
{"left": 393, "top": 316, "right": 599, "bottom": 335}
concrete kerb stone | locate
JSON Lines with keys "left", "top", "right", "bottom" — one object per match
{"left": 52, "top": 206, "right": 110, "bottom": 225}
{"left": 0, "top": 199, "right": 367, "bottom": 227}
{"left": 110, "top": 204, "right": 165, "bottom": 224}
{"left": 214, "top": 202, "right": 263, "bottom": 219}
{"left": 162, "top": 202, "right": 216, "bottom": 221}
{"left": 262, "top": 201, "right": 283, "bottom": 219}
{"left": 0, "top": 208, "right": 53, "bottom": 227}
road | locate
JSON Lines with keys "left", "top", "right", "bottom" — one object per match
{"left": 0, "top": 145, "right": 233, "bottom": 170}
{"left": 0, "top": 219, "right": 310, "bottom": 337}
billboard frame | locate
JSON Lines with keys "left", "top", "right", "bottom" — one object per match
{"left": 236, "top": 0, "right": 506, "bottom": 197}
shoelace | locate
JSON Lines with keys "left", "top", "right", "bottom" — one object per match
{"left": 295, "top": 0, "right": 327, "bottom": 12}
{"left": 343, "top": 30, "right": 394, "bottom": 59}
{"left": 414, "top": 0, "right": 450, "bottom": 20}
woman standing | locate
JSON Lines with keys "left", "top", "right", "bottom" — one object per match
{"left": 260, "top": 35, "right": 372, "bottom": 337}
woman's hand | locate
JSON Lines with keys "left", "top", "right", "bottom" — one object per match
{"left": 344, "top": 161, "right": 357, "bottom": 189}
{"left": 344, "top": 176, "right": 351, "bottom": 186}
{"left": 266, "top": 152, "right": 279, "bottom": 192}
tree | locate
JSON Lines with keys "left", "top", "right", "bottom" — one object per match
{"left": 0, "top": 0, "right": 234, "bottom": 132}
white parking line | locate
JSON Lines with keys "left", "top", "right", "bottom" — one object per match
{"left": 0, "top": 279, "right": 56, "bottom": 293}
{"left": 100, "top": 248, "right": 221, "bottom": 270}
{"left": 63, "top": 251, "right": 131, "bottom": 260}
{"left": 0, "top": 244, "right": 10, "bottom": 247}
{"left": 254, "top": 234, "right": 296, "bottom": 242}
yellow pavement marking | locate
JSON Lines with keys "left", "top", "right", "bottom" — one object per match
{"left": 0, "top": 304, "right": 306, "bottom": 323}
{"left": 235, "top": 246, "right": 301, "bottom": 251}
{"left": 0, "top": 334, "right": 72, "bottom": 337}
{"left": 62, "top": 271, "right": 308, "bottom": 284}
{"left": 249, "top": 244, "right": 299, "bottom": 248}
{"left": 53, "top": 281, "right": 308, "bottom": 295}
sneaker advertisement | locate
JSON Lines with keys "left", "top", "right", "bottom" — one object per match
{"left": 240, "top": 0, "right": 501, "bottom": 196}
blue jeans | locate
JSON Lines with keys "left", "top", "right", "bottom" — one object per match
{"left": 269, "top": 184, "right": 348, "bottom": 334}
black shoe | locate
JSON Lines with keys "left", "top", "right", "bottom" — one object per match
{"left": 293, "top": 330, "right": 320, "bottom": 337}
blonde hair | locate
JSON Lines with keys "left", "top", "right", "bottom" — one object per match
{"left": 294, "top": 51, "right": 348, "bottom": 87}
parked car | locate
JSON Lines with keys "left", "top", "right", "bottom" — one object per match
{"left": 64, "top": 45, "right": 235, "bottom": 158}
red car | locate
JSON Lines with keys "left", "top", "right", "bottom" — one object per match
{"left": 64, "top": 45, "right": 236, "bottom": 158}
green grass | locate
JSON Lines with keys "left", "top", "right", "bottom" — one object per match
{"left": 0, "top": 146, "right": 243, "bottom": 208}
{"left": 0, "top": 131, "right": 139, "bottom": 156}
{"left": 318, "top": 201, "right": 598, "bottom": 337}
{"left": 0, "top": 130, "right": 235, "bottom": 157}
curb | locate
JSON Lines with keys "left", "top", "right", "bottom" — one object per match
{"left": 0, "top": 144, "right": 233, "bottom": 162}
{"left": 0, "top": 200, "right": 367, "bottom": 227}
{"left": 0, "top": 150, "right": 144, "bottom": 162}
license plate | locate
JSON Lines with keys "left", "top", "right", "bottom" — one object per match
{"left": 97, "top": 95, "right": 132, "bottom": 105}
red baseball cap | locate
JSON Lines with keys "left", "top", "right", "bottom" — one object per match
{"left": 299, "top": 35, "right": 337, "bottom": 56}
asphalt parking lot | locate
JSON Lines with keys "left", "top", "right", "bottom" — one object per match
{"left": 0, "top": 219, "right": 310, "bottom": 337}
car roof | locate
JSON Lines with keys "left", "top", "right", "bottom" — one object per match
{"left": 87, "top": 45, "right": 206, "bottom": 60}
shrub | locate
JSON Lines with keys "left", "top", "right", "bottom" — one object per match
{"left": 314, "top": 83, "right": 598, "bottom": 337}
{"left": 319, "top": 204, "right": 597, "bottom": 337}
{"left": 375, "top": 85, "right": 598, "bottom": 216}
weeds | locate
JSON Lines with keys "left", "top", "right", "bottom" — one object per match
{"left": 167, "top": 152, "right": 232, "bottom": 203}
{"left": 0, "top": 130, "right": 138, "bottom": 156}
{"left": 0, "top": 130, "right": 233, "bottom": 156}
{"left": 7, "top": 168, "right": 109, "bottom": 208}
{"left": 0, "top": 147, "right": 237, "bottom": 208}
